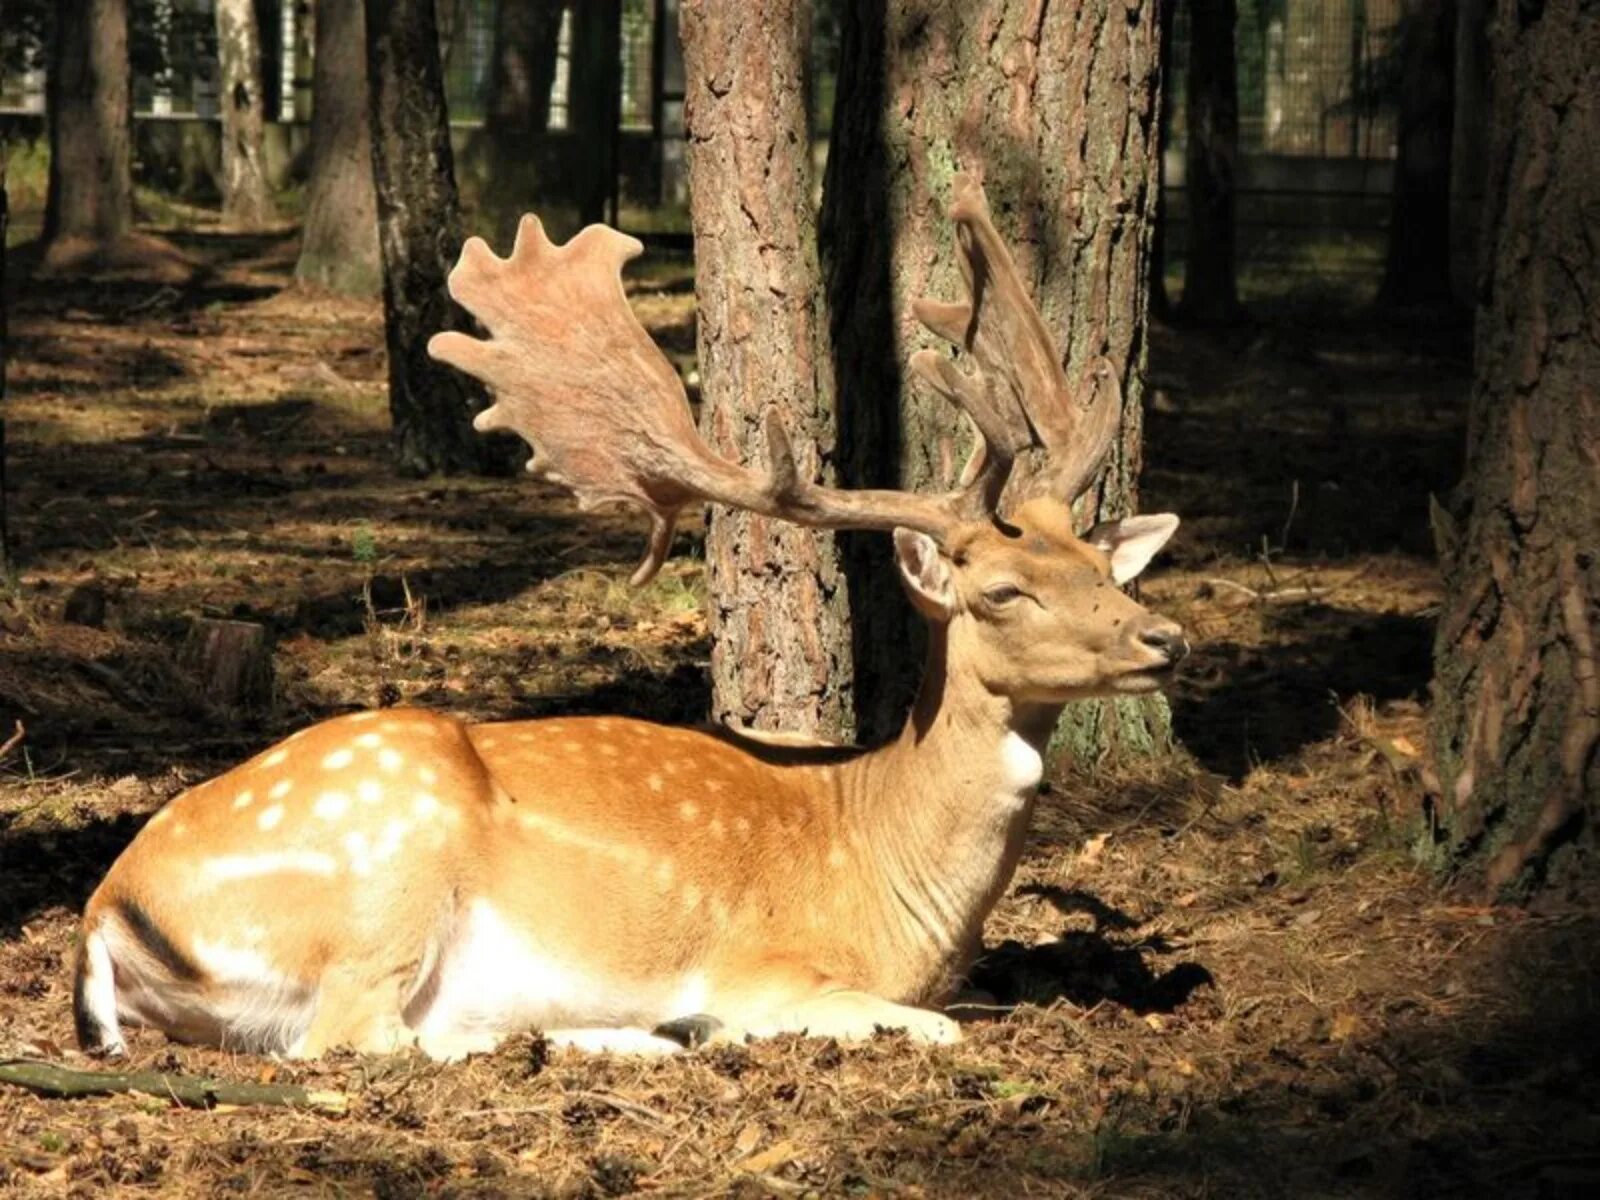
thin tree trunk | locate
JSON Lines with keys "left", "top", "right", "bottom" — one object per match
{"left": 1150, "top": 0, "right": 1177, "bottom": 322}
{"left": 365, "top": 0, "right": 501, "bottom": 475}
{"left": 1448, "top": 0, "right": 1490, "bottom": 307}
{"left": 1427, "top": 0, "right": 1598, "bottom": 894}
{"left": 1179, "top": 0, "right": 1242, "bottom": 325}
{"left": 569, "top": 0, "right": 621, "bottom": 226}
{"left": 477, "top": 0, "right": 569, "bottom": 245}
{"left": 215, "top": 0, "right": 277, "bottom": 229}
{"left": 1, "top": 112, "right": 10, "bottom": 574}
{"left": 680, "top": 0, "right": 852, "bottom": 738}
{"left": 296, "top": 0, "right": 381, "bottom": 295}
{"left": 821, "top": 0, "right": 1166, "bottom": 753}
{"left": 43, "top": 0, "right": 133, "bottom": 249}
{"left": 1378, "top": 0, "right": 1456, "bottom": 309}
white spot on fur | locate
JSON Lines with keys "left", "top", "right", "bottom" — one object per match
{"left": 269, "top": 779, "right": 293, "bottom": 801}
{"left": 232, "top": 790, "right": 254, "bottom": 810}
{"left": 355, "top": 732, "right": 384, "bottom": 749}
{"left": 348, "top": 712, "right": 379, "bottom": 724}
{"left": 679, "top": 801, "right": 699, "bottom": 820}
{"left": 827, "top": 846, "right": 847, "bottom": 869}
{"left": 653, "top": 860, "right": 675, "bottom": 889}
{"left": 681, "top": 884, "right": 702, "bottom": 911}
{"left": 314, "top": 791, "right": 350, "bottom": 820}
{"left": 414, "top": 793, "right": 441, "bottom": 819}
{"left": 709, "top": 818, "right": 724, "bottom": 838}
{"left": 257, "top": 805, "right": 284, "bottom": 831}
{"left": 323, "top": 748, "right": 354, "bottom": 771}
{"left": 647, "top": 774, "right": 664, "bottom": 793}
{"left": 378, "top": 748, "right": 403, "bottom": 773}
{"left": 262, "top": 749, "right": 288, "bottom": 768}
{"left": 357, "top": 779, "right": 383, "bottom": 805}
{"left": 202, "top": 850, "right": 337, "bottom": 882}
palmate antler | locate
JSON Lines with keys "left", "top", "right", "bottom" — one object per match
{"left": 428, "top": 174, "right": 1118, "bottom": 584}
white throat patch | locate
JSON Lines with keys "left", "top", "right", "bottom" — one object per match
{"left": 998, "top": 732, "right": 1044, "bottom": 805}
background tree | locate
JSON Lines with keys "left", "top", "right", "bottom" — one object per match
{"left": 41, "top": 0, "right": 134, "bottom": 269}
{"left": 214, "top": 0, "right": 276, "bottom": 229}
{"left": 295, "top": 0, "right": 381, "bottom": 295}
{"left": 1149, "top": 0, "right": 1177, "bottom": 322}
{"left": 1428, "top": 0, "right": 1597, "bottom": 892}
{"left": 1179, "top": 0, "right": 1241, "bottom": 325}
{"left": 820, "top": 0, "right": 1165, "bottom": 749}
{"left": 364, "top": 0, "right": 500, "bottom": 475}
{"left": 568, "top": 0, "right": 621, "bottom": 227}
{"left": 1377, "top": 0, "right": 1456, "bottom": 309}
{"left": 680, "top": 0, "right": 852, "bottom": 737}
{"left": 1, "top": 32, "right": 10, "bottom": 575}
{"left": 1448, "top": 0, "right": 1490, "bottom": 305}
{"left": 476, "top": 0, "right": 568, "bottom": 244}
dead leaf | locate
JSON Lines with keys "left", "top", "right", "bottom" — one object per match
{"left": 732, "top": 1121, "right": 763, "bottom": 1158}
{"left": 738, "top": 1139, "right": 800, "bottom": 1174}
{"left": 1078, "top": 832, "right": 1111, "bottom": 867}
{"left": 1144, "top": 1013, "right": 1166, "bottom": 1033}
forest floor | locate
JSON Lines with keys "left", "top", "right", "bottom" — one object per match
{"left": 1, "top": 223, "right": 1597, "bottom": 1199}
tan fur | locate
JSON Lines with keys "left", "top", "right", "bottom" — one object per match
{"left": 78, "top": 500, "right": 1184, "bottom": 1057}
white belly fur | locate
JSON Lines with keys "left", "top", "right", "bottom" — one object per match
{"left": 411, "top": 898, "right": 705, "bottom": 1042}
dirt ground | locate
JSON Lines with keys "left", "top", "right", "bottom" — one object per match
{"left": 1, "top": 225, "right": 1597, "bottom": 1199}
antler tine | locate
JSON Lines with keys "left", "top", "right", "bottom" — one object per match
{"left": 909, "top": 173, "right": 1120, "bottom": 515}
{"left": 429, "top": 216, "right": 966, "bottom": 583}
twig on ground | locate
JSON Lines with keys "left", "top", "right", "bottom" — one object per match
{"left": 0, "top": 1058, "right": 348, "bottom": 1112}
{"left": 0, "top": 719, "right": 23, "bottom": 761}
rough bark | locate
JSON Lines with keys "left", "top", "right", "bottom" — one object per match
{"left": 1428, "top": 0, "right": 1598, "bottom": 894}
{"left": 821, "top": 0, "right": 1167, "bottom": 750}
{"left": 569, "top": 0, "right": 622, "bottom": 226}
{"left": 680, "top": 0, "right": 853, "bottom": 738}
{"left": 1378, "top": 0, "right": 1456, "bottom": 309}
{"left": 43, "top": 0, "right": 133, "bottom": 248}
{"left": 296, "top": 0, "right": 381, "bottom": 295}
{"left": 1179, "top": 0, "right": 1241, "bottom": 325}
{"left": 215, "top": 0, "right": 277, "bottom": 229}
{"left": 365, "top": 0, "right": 501, "bottom": 475}
{"left": 179, "top": 618, "right": 273, "bottom": 711}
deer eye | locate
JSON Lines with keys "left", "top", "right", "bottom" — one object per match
{"left": 983, "top": 583, "right": 1023, "bottom": 608}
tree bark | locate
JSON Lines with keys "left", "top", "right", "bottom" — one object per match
{"left": 1, "top": 120, "right": 9, "bottom": 574}
{"left": 490, "top": 0, "right": 567, "bottom": 136}
{"left": 476, "top": 0, "right": 569, "bottom": 245}
{"left": 1179, "top": 0, "right": 1242, "bottom": 325}
{"left": 43, "top": 0, "right": 134, "bottom": 249}
{"left": 821, "top": 0, "right": 1167, "bottom": 751}
{"left": 1378, "top": 0, "right": 1456, "bottom": 309}
{"left": 215, "top": 0, "right": 277, "bottom": 229}
{"left": 680, "top": 0, "right": 853, "bottom": 738}
{"left": 1427, "top": 0, "right": 1598, "bottom": 894}
{"left": 296, "top": 0, "right": 381, "bottom": 295}
{"left": 365, "top": 0, "right": 503, "bottom": 475}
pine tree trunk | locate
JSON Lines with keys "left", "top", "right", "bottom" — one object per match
{"left": 1428, "top": 0, "right": 1598, "bottom": 894}
{"left": 215, "top": 0, "right": 277, "bottom": 229}
{"left": 821, "top": 0, "right": 1167, "bottom": 753}
{"left": 1179, "top": 0, "right": 1241, "bottom": 325}
{"left": 476, "top": 0, "right": 568, "bottom": 245}
{"left": 490, "top": 0, "right": 566, "bottom": 136}
{"left": 1378, "top": 0, "right": 1456, "bottom": 309}
{"left": 43, "top": 0, "right": 133, "bottom": 248}
{"left": 1, "top": 123, "right": 10, "bottom": 574}
{"left": 365, "top": 0, "right": 502, "bottom": 476}
{"left": 680, "top": 0, "right": 853, "bottom": 738}
{"left": 296, "top": 0, "right": 381, "bottom": 295}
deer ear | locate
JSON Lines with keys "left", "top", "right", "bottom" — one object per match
{"left": 893, "top": 528, "right": 957, "bottom": 621}
{"left": 1085, "top": 514, "right": 1180, "bottom": 584}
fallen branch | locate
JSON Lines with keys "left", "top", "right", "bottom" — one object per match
{"left": 0, "top": 719, "right": 23, "bottom": 762}
{"left": 0, "top": 1059, "right": 347, "bottom": 1113}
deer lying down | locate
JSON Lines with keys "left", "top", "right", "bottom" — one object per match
{"left": 75, "top": 176, "right": 1187, "bottom": 1060}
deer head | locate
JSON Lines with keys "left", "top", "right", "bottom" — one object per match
{"left": 428, "top": 174, "right": 1186, "bottom": 701}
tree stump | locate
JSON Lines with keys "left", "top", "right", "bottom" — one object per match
{"left": 180, "top": 619, "right": 273, "bottom": 711}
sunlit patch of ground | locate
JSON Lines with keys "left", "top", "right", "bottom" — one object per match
{"left": 3, "top": 225, "right": 1596, "bottom": 1198}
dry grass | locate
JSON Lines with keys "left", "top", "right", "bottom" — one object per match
{"left": 2, "top": 227, "right": 1596, "bottom": 1198}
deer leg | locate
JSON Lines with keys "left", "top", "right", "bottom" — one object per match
{"left": 289, "top": 965, "right": 410, "bottom": 1058}
{"left": 749, "top": 990, "right": 963, "bottom": 1045}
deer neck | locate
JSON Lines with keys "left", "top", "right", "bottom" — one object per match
{"left": 834, "top": 622, "right": 1062, "bottom": 998}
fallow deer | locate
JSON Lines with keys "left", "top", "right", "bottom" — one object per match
{"left": 74, "top": 175, "right": 1186, "bottom": 1059}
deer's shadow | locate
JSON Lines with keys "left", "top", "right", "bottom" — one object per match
{"left": 964, "top": 886, "right": 1214, "bottom": 1017}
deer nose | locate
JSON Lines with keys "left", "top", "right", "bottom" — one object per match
{"left": 1138, "top": 622, "right": 1190, "bottom": 665}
